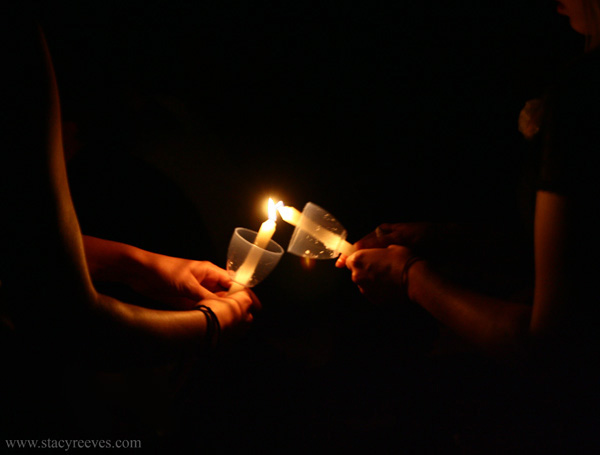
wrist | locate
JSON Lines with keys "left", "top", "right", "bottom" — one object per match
{"left": 194, "top": 304, "right": 221, "bottom": 352}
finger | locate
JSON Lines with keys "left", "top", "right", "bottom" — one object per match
{"left": 345, "top": 253, "right": 355, "bottom": 270}
{"left": 356, "top": 234, "right": 388, "bottom": 250}
{"left": 194, "top": 262, "right": 232, "bottom": 291}
{"left": 350, "top": 261, "right": 369, "bottom": 286}
{"left": 345, "top": 250, "right": 364, "bottom": 271}
{"left": 243, "top": 288, "right": 262, "bottom": 312}
{"left": 335, "top": 254, "right": 347, "bottom": 268}
{"left": 355, "top": 233, "right": 378, "bottom": 249}
{"left": 181, "top": 278, "right": 206, "bottom": 301}
{"left": 196, "top": 284, "right": 220, "bottom": 300}
{"left": 211, "top": 269, "right": 233, "bottom": 290}
{"left": 225, "top": 289, "right": 256, "bottom": 312}
{"left": 221, "top": 292, "right": 257, "bottom": 323}
{"left": 377, "top": 223, "right": 398, "bottom": 233}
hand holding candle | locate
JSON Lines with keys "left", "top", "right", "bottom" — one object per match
{"left": 227, "top": 199, "right": 353, "bottom": 294}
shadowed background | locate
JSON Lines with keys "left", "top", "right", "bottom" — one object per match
{"left": 30, "top": 0, "right": 584, "bottom": 451}
{"left": 38, "top": 0, "right": 582, "bottom": 334}
{"left": 40, "top": 0, "right": 582, "bottom": 241}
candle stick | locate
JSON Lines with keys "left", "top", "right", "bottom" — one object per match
{"left": 228, "top": 199, "right": 281, "bottom": 294}
{"left": 278, "top": 205, "right": 356, "bottom": 257}
{"left": 253, "top": 199, "right": 279, "bottom": 249}
{"left": 277, "top": 206, "right": 302, "bottom": 226}
{"left": 228, "top": 248, "right": 262, "bottom": 294}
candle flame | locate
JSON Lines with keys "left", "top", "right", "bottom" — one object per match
{"left": 268, "top": 198, "right": 284, "bottom": 221}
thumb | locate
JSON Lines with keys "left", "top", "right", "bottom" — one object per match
{"left": 335, "top": 254, "right": 348, "bottom": 268}
{"left": 182, "top": 278, "right": 215, "bottom": 301}
{"left": 345, "top": 251, "right": 362, "bottom": 271}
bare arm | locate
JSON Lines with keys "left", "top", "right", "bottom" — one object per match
{"left": 407, "top": 260, "right": 532, "bottom": 358}
{"left": 82, "top": 235, "right": 233, "bottom": 309}
{"left": 0, "top": 21, "right": 256, "bottom": 366}
{"left": 530, "top": 191, "right": 570, "bottom": 342}
{"left": 346, "top": 190, "right": 570, "bottom": 360}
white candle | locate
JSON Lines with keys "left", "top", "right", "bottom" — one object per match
{"left": 278, "top": 205, "right": 356, "bottom": 257}
{"left": 278, "top": 206, "right": 302, "bottom": 226}
{"left": 253, "top": 199, "right": 278, "bottom": 249}
{"left": 228, "top": 199, "right": 281, "bottom": 294}
{"left": 228, "top": 247, "right": 263, "bottom": 294}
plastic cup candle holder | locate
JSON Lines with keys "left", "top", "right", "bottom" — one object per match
{"left": 279, "top": 202, "right": 356, "bottom": 259}
{"left": 227, "top": 227, "right": 284, "bottom": 294}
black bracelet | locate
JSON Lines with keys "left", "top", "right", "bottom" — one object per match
{"left": 194, "top": 304, "right": 221, "bottom": 351}
{"left": 400, "top": 255, "right": 424, "bottom": 300}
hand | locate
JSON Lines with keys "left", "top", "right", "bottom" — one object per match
{"left": 201, "top": 288, "right": 262, "bottom": 346}
{"left": 344, "top": 245, "right": 413, "bottom": 306}
{"left": 83, "top": 236, "right": 233, "bottom": 309}
{"left": 518, "top": 98, "right": 543, "bottom": 141}
{"left": 129, "top": 253, "right": 232, "bottom": 309}
{"left": 336, "top": 222, "right": 435, "bottom": 268}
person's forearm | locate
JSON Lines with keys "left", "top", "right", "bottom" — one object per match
{"left": 60, "top": 289, "right": 210, "bottom": 368}
{"left": 9, "top": 272, "right": 209, "bottom": 367}
{"left": 408, "top": 261, "right": 532, "bottom": 358}
{"left": 92, "top": 292, "right": 207, "bottom": 355}
{"left": 83, "top": 235, "right": 146, "bottom": 283}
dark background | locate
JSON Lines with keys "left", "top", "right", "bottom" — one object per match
{"left": 29, "top": 1, "right": 587, "bottom": 451}
{"left": 35, "top": 0, "right": 584, "bottom": 305}
{"left": 35, "top": 0, "right": 583, "bottom": 340}
{"left": 37, "top": 0, "right": 583, "bottom": 246}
